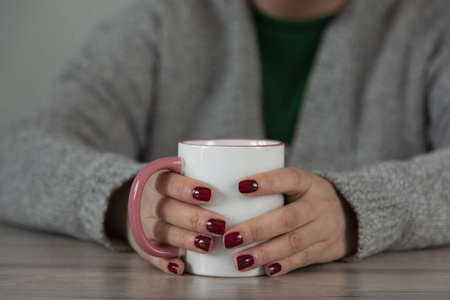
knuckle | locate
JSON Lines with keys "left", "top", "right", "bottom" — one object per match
{"left": 256, "top": 248, "right": 272, "bottom": 264}
{"left": 287, "top": 232, "right": 304, "bottom": 252}
{"left": 300, "top": 249, "right": 313, "bottom": 267}
{"left": 151, "top": 219, "right": 165, "bottom": 240}
{"left": 155, "top": 198, "right": 168, "bottom": 220}
{"left": 245, "top": 223, "right": 265, "bottom": 243}
{"left": 157, "top": 171, "right": 190, "bottom": 200}
{"left": 259, "top": 172, "right": 275, "bottom": 193}
{"left": 174, "top": 180, "right": 189, "bottom": 199}
{"left": 280, "top": 208, "right": 301, "bottom": 230}
{"left": 185, "top": 212, "right": 202, "bottom": 231}
{"left": 154, "top": 171, "right": 170, "bottom": 193}
{"left": 287, "top": 168, "right": 303, "bottom": 186}
{"left": 174, "top": 229, "right": 188, "bottom": 248}
{"left": 279, "top": 257, "right": 293, "bottom": 274}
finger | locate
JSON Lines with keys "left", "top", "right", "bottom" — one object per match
{"left": 154, "top": 197, "right": 227, "bottom": 236}
{"left": 223, "top": 200, "right": 318, "bottom": 249}
{"left": 232, "top": 221, "right": 324, "bottom": 272}
{"left": 264, "top": 241, "right": 338, "bottom": 276}
{"left": 127, "top": 227, "right": 185, "bottom": 276}
{"left": 145, "top": 253, "right": 185, "bottom": 276}
{"left": 149, "top": 170, "right": 213, "bottom": 205}
{"left": 143, "top": 217, "right": 215, "bottom": 253}
{"left": 239, "top": 167, "right": 311, "bottom": 198}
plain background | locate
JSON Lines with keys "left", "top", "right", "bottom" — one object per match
{"left": 0, "top": 0, "right": 135, "bottom": 129}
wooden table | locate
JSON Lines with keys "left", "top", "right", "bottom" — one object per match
{"left": 1, "top": 222, "right": 450, "bottom": 299}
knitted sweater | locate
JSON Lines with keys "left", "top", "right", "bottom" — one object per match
{"left": 1, "top": 0, "right": 450, "bottom": 261}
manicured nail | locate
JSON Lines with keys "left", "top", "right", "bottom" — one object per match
{"left": 237, "top": 254, "right": 254, "bottom": 270}
{"left": 206, "top": 218, "right": 226, "bottom": 235}
{"left": 168, "top": 262, "right": 179, "bottom": 275}
{"left": 194, "top": 235, "right": 212, "bottom": 252}
{"left": 224, "top": 232, "right": 243, "bottom": 248}
{"left": 268, "top": 263, "right": 282, "bottom": 276}
{"left": 239, "top": 180, "right": 258, "bottom": 194}
{"left": 192, "top": 186, "right": 211, "bottom": 202}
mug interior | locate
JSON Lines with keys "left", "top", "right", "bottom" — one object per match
{"left": 180, "top": 139, "right": 283, "bottom": 147}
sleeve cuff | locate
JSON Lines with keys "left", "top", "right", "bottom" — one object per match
{"left": 77, "top": 153, "right": 147, "bottom": 251}
{"left": 317, "top": 169, "right": 408, "bottom": 262}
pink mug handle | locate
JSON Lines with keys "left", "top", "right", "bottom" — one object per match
{"left": 128, "top": 157, "right": 183, "bottom": 258}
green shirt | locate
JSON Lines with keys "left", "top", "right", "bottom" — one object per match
{"left": 254, "top": 10, "right": 334, "bottom": 145}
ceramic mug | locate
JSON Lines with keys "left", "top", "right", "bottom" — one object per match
{"left": 128, "top": 139, "right": 285, "bottom": 277}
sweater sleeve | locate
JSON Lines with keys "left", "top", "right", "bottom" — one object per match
{"left": 0, "top": 2, "right": 160, "bottom": 250}
{"left": 321, "top": 28, "right": 450, "bottom": 261}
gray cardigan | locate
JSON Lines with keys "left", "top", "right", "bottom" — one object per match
{"left": 1, "top": 0, "right": 450, "bottom": 261}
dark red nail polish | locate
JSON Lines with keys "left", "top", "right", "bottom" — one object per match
{"left": 168, "top": 262, "right": 179, "bottom": 275}
{"left": 268, "top": 263, "right": 281, "bottom": 276}
{"left": 239, "top": 180, "right": 258, "bottom": 194}
{"left": 224, "top": 232, "right": 243, "bottom": 248}
{"left": 194, "top": 235, "right": 212, "bottom": 252}
{"left": 206, "top": 218, "right": 226, "bottom": 235}
{"left": 192, "top": 186, "right": 211, "bottom": 202}
{"left": 237, "top": 254, "right": 254, "bottom": 270}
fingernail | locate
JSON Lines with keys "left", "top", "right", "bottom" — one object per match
{"left": 206, "top": 218, "right": 226, "bottom": 235}
{"left": 237, "top": 254, "right": 254, "bottom": 270}
{"left": 239, "top": 180, "right": 258, "bottom": 194}
{"left": 192, "top": 186, "right": 211, "bottom": 202}
{"left": 194, "top": 235, "right": 212, "bottom": 252}
{"left": 224, "top": 232, "right": 243, "bottom": 248}
{"left": 168, "top": 262, "right": 179, "bottom": 275}
{"left": 268, "top": 263, "right": 282, "bottom": 276}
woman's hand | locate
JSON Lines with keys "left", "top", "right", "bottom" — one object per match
{"left": 223, "top": 167, "right": 357, "bottom": 276}
{"left": 107, "top": 170, "right": 227, "bottom": 275}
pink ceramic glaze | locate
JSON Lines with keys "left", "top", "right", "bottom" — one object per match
{"left": 128, "top": 157, "right": 183, "bottom": 258}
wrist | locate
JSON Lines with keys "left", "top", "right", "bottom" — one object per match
{"left": 336, "top": 190, "right": 358, "bottom": 257}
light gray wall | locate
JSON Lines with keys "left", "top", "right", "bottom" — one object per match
{"left": 0, "top": 0, "right": 135, "bottom": 128}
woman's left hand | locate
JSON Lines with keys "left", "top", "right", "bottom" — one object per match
{"left": 224, "top": 167, "right": 358, "bottom": 276}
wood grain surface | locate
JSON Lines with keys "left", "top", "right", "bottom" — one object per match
{"left": 1, "top": 222, "right": 449, "bottom": 299}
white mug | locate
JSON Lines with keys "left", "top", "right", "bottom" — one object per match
{"left": 128, "top": 139, "right": 285, "bottom": 277}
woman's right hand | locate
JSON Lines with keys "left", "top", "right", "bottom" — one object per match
{"left": 125, "top": 170, "right": 227, "bottom": 275}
